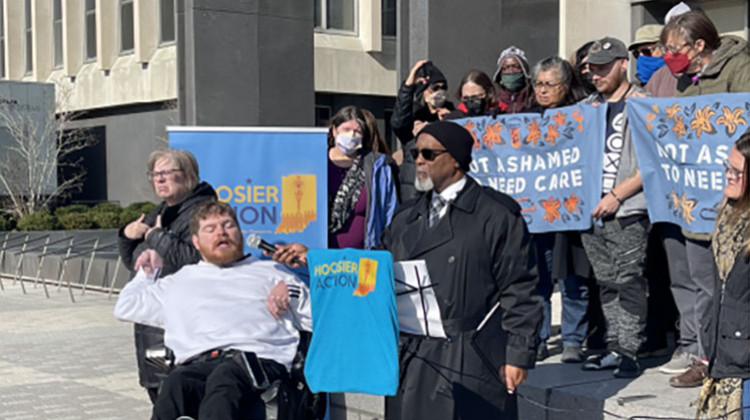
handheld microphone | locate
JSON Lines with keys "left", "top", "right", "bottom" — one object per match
{"left": 247, "top": 234, "right": 304, "bottom": 266}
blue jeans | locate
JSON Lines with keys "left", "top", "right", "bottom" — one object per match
{"left": 535, "top": 234, "right": 589, "bottom": 347}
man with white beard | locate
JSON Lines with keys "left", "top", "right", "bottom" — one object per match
{"left": 114, "top": 201, "right": 311, "bottom": 420}
{"left": 271, "top": 121, "right": 541, "bottom": 419}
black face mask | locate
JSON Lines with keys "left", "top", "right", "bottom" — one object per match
{"left": 463, "top": 98, "right": 486, "bottom": 116}
{"left": 581, "top": 72, "right": 596, "bottom": 93}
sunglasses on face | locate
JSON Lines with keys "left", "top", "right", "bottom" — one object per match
{"left": 632, "top": 44, "right": 660, "bottom": 58}
{"left": 409, "top": 148, "right": 449, "bottom": 161}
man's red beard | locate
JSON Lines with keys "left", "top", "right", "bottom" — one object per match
{"left": 198, "top": 236, "right": 243, "bottom": 266}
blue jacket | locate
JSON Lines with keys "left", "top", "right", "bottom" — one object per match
{"left": 363, "top": 151, "right": 399, "bottom": 249}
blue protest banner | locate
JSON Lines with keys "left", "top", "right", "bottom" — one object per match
{"left": 628, "top": 93, "right": 749, "bottom": 234}
{"left": 454, "top": 104, "right": 607, "bottom": 233}
{"left": 304, "top": 248, "right": 399, "bottom": 395}
{"left": 169, "top": 127, "right": 329, "bottom": 252}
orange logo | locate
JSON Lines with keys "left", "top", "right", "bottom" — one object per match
{"left": 275, "top": 175, "right": 317, "bottom": 233}
{"left": 353, "top": 257, "right": 377, "bottom": 297}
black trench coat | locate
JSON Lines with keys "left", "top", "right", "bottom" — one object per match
{"left": 382, "top": 178, "right": 542, "bottom": 419}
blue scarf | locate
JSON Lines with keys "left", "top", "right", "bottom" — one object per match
{"left": 636, "top": 56, "right": 665, "bottom": 85}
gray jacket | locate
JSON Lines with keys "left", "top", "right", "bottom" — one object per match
{"left": 580, "top": 85, "right": 648, "bottom": 218}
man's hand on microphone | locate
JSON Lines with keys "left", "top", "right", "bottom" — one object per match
{"left": 266, "top": 243, "right": 309, "bottom": 268}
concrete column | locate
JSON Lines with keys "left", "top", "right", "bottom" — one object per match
{"left": 62, "top": 0, "right": 83, "bottom": 78}
{"left": 177, "top": 0, "right": 314, "bottom": 127}
{"left": 398, "top": 0, "right": 560, "bottom": 92}
{"left": 96, "top": 0, "right": 117, "bottom": 71}
{"left": 32, "top": 0, "right": 52, "bottom": 82}
{"left": 134, "top": 0, "right": 158, "bottom": 64}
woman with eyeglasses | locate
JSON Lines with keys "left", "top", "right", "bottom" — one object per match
{"left": 526, "top": 56, "right": 593, "bottom": 363}
{"left": 528, "top": 57, "right": 589, "bottom": 112}
{"left": 391, "top": 60, "right": 454, "bottom": 201}
{"left": 656, "top": 10, "right": 750, "bottom": 389}
{"left": 696, "top": 130, "right": 750, "bottom": 420}
{"left": 118, "top": 148, "right": 217, "bottom": 403}
{"left": 327, "top": 105, "right": 398, "bottom": 250}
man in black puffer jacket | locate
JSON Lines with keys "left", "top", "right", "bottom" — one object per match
{"left": 118, "top": 148, "right": 216, "bottom": 402}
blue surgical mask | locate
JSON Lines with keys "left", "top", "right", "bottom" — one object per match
{"left": 636, "top": 55, "right": 665, "bottom": 85}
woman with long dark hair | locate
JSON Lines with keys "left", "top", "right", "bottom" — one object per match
{"left": 697, "top": 130, "right": 750, "bottom": 420}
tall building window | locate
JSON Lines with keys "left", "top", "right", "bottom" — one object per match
{"left": 0, "top": 0, "right": 5, "bottom": 78}
{"left": 85, "top": 0, "right": 96, "bottom": 61}
{"left": 314, "top": 0, "right": 356, "bottom": 33}
{"left": 160, "top": 0, "right": 175, "bottom": 44}
{"left": 24, "top": 0, "right": 32, "bottom": 74}
{"left": 120, "top": 0, "right": 134, "bottom": 54}
{"left": 382, "top": 0, "right": 396, "bottom": 36}
{"left": 53, "top": 0, "right": 63, "bottom": 68}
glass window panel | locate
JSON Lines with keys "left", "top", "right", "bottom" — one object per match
{"left": 53, "top": 0, "right": 63, "bottom": 67}
{"left": 327, "top": 0, "right": 354, "bottom": 32}
{"left": 160, "top": 0, "right": 175, "bottom": 43}
{"left": 382, "top": 0, "right": 396, "bottom": 36}
{"left": 86, "top": 0, "right": 95, "bottom": 11}
{"left": 120, "top": 0, "right": 134, "bottom": 53}
{"left": 314, "top": 0, "right": 322, "bottom": 28}
{"left": 0, "top": 0, "right": 4, "bottom": 78}
{"left": 86, "top": 6, "right": 96, "bottom": 60}
{"left": 25, "top": 0, "right": 32, "bottom": 73}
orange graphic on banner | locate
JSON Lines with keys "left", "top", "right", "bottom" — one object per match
{"left": 353, "top": 258, "right": 377, "bottom": 297}
{"left": 275, "top": 175, "right": 317, "bottom": 233}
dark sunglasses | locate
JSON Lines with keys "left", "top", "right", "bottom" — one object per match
{"left": 409, "top": 148, "right": 449, "bottom": 161}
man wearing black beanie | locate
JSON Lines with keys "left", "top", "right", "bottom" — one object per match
{"left": 269, "top": 121, "right": 542, "bottom": 419}
{"left": 383, "top": 120, "right": 542, "bottom": 419}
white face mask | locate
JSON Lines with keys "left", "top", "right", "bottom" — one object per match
{"left": 335, "top": 131, "right": 362, "bottom": 155}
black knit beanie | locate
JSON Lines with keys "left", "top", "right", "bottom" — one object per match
{"left": 417, "top": 121, "right": 473, "bottom": 171}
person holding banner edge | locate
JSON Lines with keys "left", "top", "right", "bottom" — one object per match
{"left": 658, "top": 10, "right": 750, "bottom": 388}
{"left": 526, "top": 56, "right": 594, "bottom": 363}
{"left": 270, "top": 120, "right": 542, "bottom": 420}
{"left": 577, "top": 37, "right": 650, "bottom": 378}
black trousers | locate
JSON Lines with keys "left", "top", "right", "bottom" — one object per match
{"left": 152, "top": 352, "right": 286, "bottom": 420}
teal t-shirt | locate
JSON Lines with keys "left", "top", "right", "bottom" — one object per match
{"left": 304, "top": 248, "right": 399, "bottom": 395}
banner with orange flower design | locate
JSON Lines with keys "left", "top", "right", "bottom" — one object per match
{"left": 456, "top": 103, "right": 607, "bottom": 233}
{"left": 628, "top": 93, "right": 749, "bottom": 233}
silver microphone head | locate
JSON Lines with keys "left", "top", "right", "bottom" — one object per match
{"left": 246, "top": 234, "right": 262, "bottom": 249}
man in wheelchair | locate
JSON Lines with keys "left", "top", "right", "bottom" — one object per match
{"left": 114, "top": 201, "right": 312, "bottom": 419}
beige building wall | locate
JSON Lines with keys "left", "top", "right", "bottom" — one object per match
{"left": 559, "top": 0, "right": 632, "bottom": 60}
{"left": 314, "top": 0, "right": 397, "bottom": 96}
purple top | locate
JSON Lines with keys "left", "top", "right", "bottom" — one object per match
{"left": 328, "top": 159, "right": 367, "bottom": 249}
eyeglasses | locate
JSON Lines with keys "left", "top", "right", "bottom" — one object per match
{"left": 148, "top": 168, "right": 182, "bottom": 180}
{"left": 460, "top": 93, "right": 486, "bottom": 102}
{"left": 723, "top": 160, "right": 744, "bottom": 180}
{"left": 409, "top": 148, "right": 449, "bottom": 161}
{"left": 665, "top": 42, "right": 690, "bottom": 55}
{"left": 532, "top": 80, "right": 563, "bottom": 90}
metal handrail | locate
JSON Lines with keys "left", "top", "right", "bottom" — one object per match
{"left": 20, "top": 236, "right": 74, "bottom": 255}
{"left": 63, "top": 241, "right": 118, "bottom": 261}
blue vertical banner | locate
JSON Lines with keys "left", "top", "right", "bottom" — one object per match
{"left": 169, "top": 127, "right": 329, "bottom": 251}
{"left": 628, "top": 93, "right": 749, "bottom": 234}
{"left": 454, "top": 103, "right": 607, "bottom": 233}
